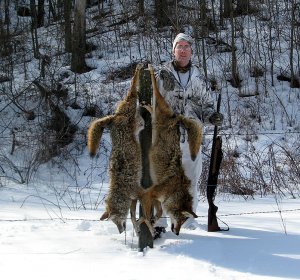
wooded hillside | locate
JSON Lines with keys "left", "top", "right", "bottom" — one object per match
{"left": 0, "top": 0, "right": 299, "bottom": 199}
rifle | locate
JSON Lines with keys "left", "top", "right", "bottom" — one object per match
{"left": 207, "top": 93, "right": 223, "bottom": 232}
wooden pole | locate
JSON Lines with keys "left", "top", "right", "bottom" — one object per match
{"left": 138, "top": 66, "right": 153, "bottom": 251}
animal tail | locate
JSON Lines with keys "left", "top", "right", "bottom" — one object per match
{"left": 87, "top": 115, "right": 114, "bottom": 157}
{"left": 179, "top": 115, "right": 203, "bottom": 161}
{"left": 148, "top": 64, "right": 174, "bottom": 116}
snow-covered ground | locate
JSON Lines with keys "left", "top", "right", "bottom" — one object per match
{"left": 1, "top": 183, "right": 299, "bottom": 280}
{"left": 0, "top": 2, "right": 299, "bottom": 280}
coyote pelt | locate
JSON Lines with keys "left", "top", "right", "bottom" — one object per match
{"left": 87, "top": 63, "right": 145, "bottom": 235}
{"left": 141, "top": 64, "right": 203, "bottom": 235}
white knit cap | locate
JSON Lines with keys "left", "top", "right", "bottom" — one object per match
{"left": 172, "top": 33, "right": 194, "bottom": 51}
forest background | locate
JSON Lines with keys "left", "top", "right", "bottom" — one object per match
{"left": 0, "top": 0, "right": 299, "bottom": 206}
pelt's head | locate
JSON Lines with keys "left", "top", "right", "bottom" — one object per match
{"left": 100, "top": 209, "right": 128, "bottom": 234}
{"left": 170, "top": 209, "right": 198, "bottom": 235}
{"left": 165, "top": 190, "right": 198, "bottom": 235}
{"left": 111, "top": 215, "right": 127, "bottom": 233}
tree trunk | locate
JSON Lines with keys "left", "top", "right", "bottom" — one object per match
{"left": 155, "top": 0, "right": 170, "bottom": 28}
{"left": 223, "top": 0, "right": 232, "bottom": 18}
{"left": 236, "top": 0, "right": 250, "bottom": 15}
{"left": 138, "top": 0, "right": 145, "bottom": 16}
{"left": 219, "top": 0, "right": 224, "bottom": 26}
{"left": 49, "top": 0, "right": 58, "bottom": 21}
{"left": 1, "top": 0, "right": 10, "bottom": 56}
{"left": 200, "top": 0, "right": 208, "bottom": 36}
{"left": 289, "top": 0, "right": 299, "bottom": 88}
{"left": 37, "top": 0, "right": 44, "bottom": 27}
{"left": 64, "top": 0, "right": 72, "bottom": 53}
{"left": 30, "top": 0, "right": 39, "bottom": 58}
{"left": 229, "top": 0, "right": 240, "bottom": 88}
{"left": 71, "top": 0, "right": 89, "bottom": 73}
{"left": 4, "top": 0, "right": 10, "bottom": 25}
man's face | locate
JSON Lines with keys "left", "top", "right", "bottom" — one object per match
{"left": 173, "top": 40, "right": 192, "bottom": 67}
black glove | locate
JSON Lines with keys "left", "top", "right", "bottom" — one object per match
{"left": 159, "top": 69, "right": 175, "bottom": 91}
{"left": 209, "top": 112, "right": 224, "bottom": 126}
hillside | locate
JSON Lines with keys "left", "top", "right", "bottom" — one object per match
{"left": 0, "top": 0, "right": 299, "bottom": 201}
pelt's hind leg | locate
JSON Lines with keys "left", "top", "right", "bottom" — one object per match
{"left": 131, "top": 199, "right": 155, "bottom": 237}
{"left": 130, "top": 199, "right": 140, "bottom": 236}
{"left": 137, "top": 217, "right": 155, "bottom": 237}
{"left": 152, "top": 199, "right": 163, "bottom": 224}
{"left": 140, "top": 103, "right": 153, "bottom": 114}
{"left": 128, "top": 63, "right": 144, "bottom": 94}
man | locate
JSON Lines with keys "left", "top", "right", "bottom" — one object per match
{"left": 154, "top": 33, "right": 223, "bottom": 237}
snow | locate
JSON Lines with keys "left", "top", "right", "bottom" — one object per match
{"left": 1, "top": 182, "right": 299, "bottom": 280}
{"left": 1, "top": 1, "right": 300, "bottom": 279}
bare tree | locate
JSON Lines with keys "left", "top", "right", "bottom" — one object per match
{"left": 193, "top": 0, "right": 209, "bottom": 80}
{"left": 289, "top": 0, "right": 300, "bottom": 88}
{"left": 3, "top": 0, "right": 10, "bottom": 26}
{"left": 64, "top": 0, "right": 72, "bottom": 53}
{"left": 37, "top": 0, "right": 45, "bottom": 27}
{"left": 30, "top": 0, "right": 40, "bottom": 58}
{"left": 228, "top": 0, "right": 241, "bottom": 88}
{"left": 137, "top": 0, "right": 145, "bottom": 15}
{"left": 71, "top": 0, "right": 89, "bottom": 73}
{"left": 155, "top": 0, "right": 171, "bottom": 28}
{"left": 49, "top": 0, "right": 59, "bottom": 21}
{"left": 236, "top": 0, "right": 250, "bottom": 15}
{"left": 223, "top": 0, "right": 232, "bottom": 18}
{"left": 0, "top": 0, "right": 11, "bottom": 57}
